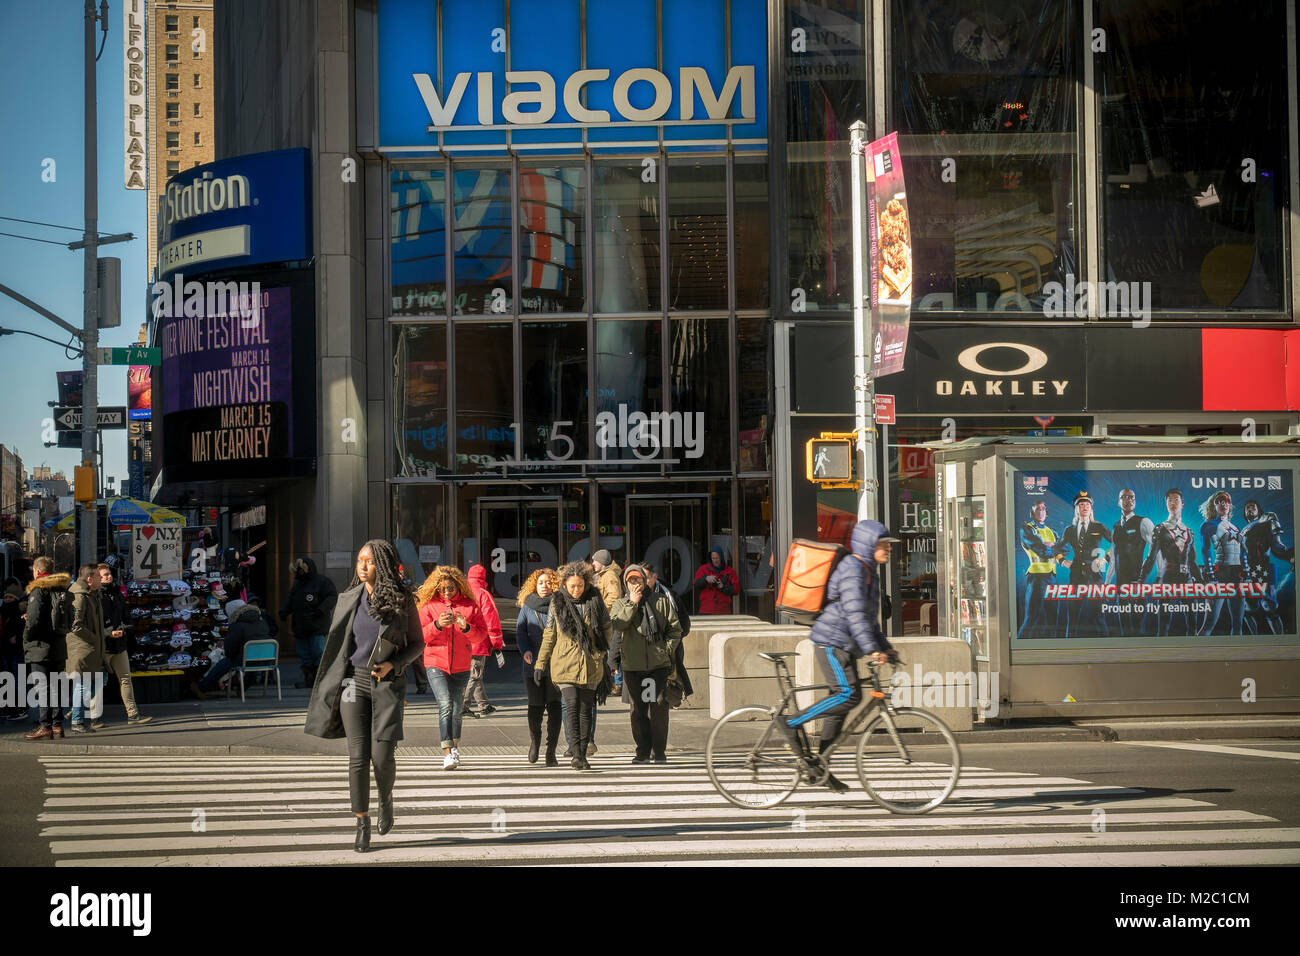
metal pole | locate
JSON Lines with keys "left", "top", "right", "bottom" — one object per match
{"left": 80, "top": 0, "right": 101, "bottom": 566}
{"left": 849, "top": 119, "right": 877, "bottom": 521}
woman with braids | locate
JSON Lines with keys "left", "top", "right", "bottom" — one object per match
{"left": 413, "top": 566, "right": 482, "bottom": 770}
{"left": 535, "top": 562, "right": 612, "bottom": 771}
{"left": 515, "top": 568, "right": 563, "bottom": 766}
{"left": 305, "top": 540, "right": 423, "bottom": 853}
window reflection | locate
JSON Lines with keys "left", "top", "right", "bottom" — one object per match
{"left": 594, "top": 319, "right": 663, "bottom": 460}
{"left": 669, "top": 317, "right": 729, "bottom": 469}
{"left": 519, "top": 165, "right": 586, "bottom": 314}
{"left": 1099, "top": 0, "right": 1289, "bottom": 312}
{"left": 453, "top": 168, "right": 513, "bottom": 315}
{"left": 784, "top": 0, "right": 866, "bottom": 312}
{"left": 455, "top": 322, "right": 514, "bottom": 471}
{"left": 393, "top": 324, "right": 447, "bottom": 475}
{"left": 668, "top": 160, "right": 728, "bottom": 311}
{"left": 891, "top": 0, "right": 1078, "bottom": 314}
{"left": 738, "top": 315, "right": 770, "bottom": 472}
{"left": 734, "top": 161, "right": 770, "bottom": 309}
{"left": 522, "top": 321, "right": 589, "bottom": 462}
{"left": 391, "top": 169, "right": 448, "bottom": 316}
{"left": 593, "top": 164, "right": 661, "bottom": 312}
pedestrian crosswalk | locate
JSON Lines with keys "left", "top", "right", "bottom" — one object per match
{"left": 36, "top": 753, "right": 1300, "bottom": 866}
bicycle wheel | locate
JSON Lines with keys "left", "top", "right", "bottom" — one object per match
{"left": 706, "top": 707, "right": 802, "bottom": 809}
{"left": 855, "top": 707, "right": 961, "bottom": 814}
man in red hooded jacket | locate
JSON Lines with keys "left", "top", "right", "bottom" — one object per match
{"left": 464, "top": 564, "right": 505, "bottom": 715}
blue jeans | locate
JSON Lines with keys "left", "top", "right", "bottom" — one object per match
{"left": 199, "top": 655, "right": 236, "bottom": 692}
{"left": 297, "top": 634, "right": 326, "bottom": 669}
{"left": 428, "top": 667, "right": 470, "bottom": 749}
{"left": 68, "top": 671, "right": 103, "bottom": 725}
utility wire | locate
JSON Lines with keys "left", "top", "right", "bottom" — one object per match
{"left": 0, "top": 230, "right": 71, "bottom": 247}
{"left": 0, "top": 215, "right": 83, "bottom": 233}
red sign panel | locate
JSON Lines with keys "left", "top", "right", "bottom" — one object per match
{"left": 874, "top": 394, "right": 896, "bottom": 424}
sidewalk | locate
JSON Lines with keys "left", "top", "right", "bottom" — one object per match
{"left": 4, "top": 659, "right": 1298, "bottom": 756}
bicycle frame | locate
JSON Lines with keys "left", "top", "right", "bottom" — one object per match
{"left": 768, "top": 659, "right": 914, "bottom": 766}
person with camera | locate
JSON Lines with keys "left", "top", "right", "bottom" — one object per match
{"left": 692, "top": 548, "right": 740, "bottom": 615}
{"left": 609, "top": 564, "right": 682, "bottom": 764}
{"left": 305, "top": 541, "right": 424, "bottom": 853}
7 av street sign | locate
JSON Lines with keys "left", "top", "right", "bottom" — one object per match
{"left": 54, "top": 406, "right": 127, "bottom": 430}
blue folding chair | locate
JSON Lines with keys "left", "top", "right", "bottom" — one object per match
{"left": 228, "top": 639, "right": 281, "bottom": 701}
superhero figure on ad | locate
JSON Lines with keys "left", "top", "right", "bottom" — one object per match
{"left": 1197, "top": 491, "right": 1246, "bottom": 636}
{"left": 1139, "top": 489, "right": 1201, "bottom": 637}
{"left": 1241, "top": 499, "right": 1295, "bottom": 635}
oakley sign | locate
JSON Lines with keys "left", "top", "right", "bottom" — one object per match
{"left": 937, "top": 342, "right": 1068, "bottom": 397}
{"left": 414, "top": 66, "right": 756, "bottom": 131}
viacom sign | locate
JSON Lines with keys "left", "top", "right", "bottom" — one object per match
{"left": 414, "top": 66, "right": 756, "bottom": 131}
{"left": 376, "top": 0, "right": 768, "bottom": 153}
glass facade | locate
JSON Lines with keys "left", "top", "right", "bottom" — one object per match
{"left": 379, "top": 0, "right": 1296, "bottom": 633}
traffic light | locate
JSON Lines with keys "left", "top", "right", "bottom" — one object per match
{"left": 806, "top": 434, "right": 855, "bottom": 485}
{"left": 74, "top": 465, "right": 97, "bottom": 503}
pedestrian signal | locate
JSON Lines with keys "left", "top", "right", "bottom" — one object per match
{"left": 74, "top": 465, "right": 96, "bottom": 503}
{"left": 805, "top": 436, "right": 853, "bottom": 484}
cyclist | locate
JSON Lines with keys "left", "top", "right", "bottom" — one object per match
{"left": 779, "top": 519, "right": 899, "bottom": 792}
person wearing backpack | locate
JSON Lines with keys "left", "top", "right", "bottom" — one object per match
{"left": 280, "top": 557, "right": 339, "bottom": 689}
{"left": 779, "top": 520, "right": 900, "bottom": 792}
{"left": 22, "top": 557, "right": 72, "bottom": 740}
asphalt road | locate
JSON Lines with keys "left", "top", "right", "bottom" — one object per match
{"left": 3, "top": 737, "right": 1297, "bottom": 867}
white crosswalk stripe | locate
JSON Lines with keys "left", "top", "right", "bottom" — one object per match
{"left": 35, "top": 753, "right": 1300, "bottom": 866}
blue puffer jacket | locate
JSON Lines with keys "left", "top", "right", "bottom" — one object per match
{"left": 809, "top": 520, "right": 895, "bottom": 658}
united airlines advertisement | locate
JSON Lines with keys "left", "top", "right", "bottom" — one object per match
{"left": 1010, "top": 461, "right": 1297, "bottom": 642}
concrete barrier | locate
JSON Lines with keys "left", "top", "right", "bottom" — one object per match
{"left": 678, "top": 616, "right": 763, "bottom": 711}
{"left": 708, "top": 627, "right": 812, "bottom": 719}
{"left": 794, "top": 636, "right": 976, "bottom": 732}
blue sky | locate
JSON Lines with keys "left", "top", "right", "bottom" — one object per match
{"left": 0, "top": 1, "right": 148, "bottom": 488}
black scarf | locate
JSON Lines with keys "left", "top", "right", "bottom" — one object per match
{"left": 640, "top": 592, "right": 666, "bottom": 643}
{"left": 551, "top": 586, "right": 608, "bottom": 655}
{"left": 524, "top": 592, "right": 552, "bottom": 621}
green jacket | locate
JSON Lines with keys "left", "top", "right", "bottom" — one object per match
{"left": 609, "top": 591, "right": 682, "bottom": 673}
{"left": 65, "top": 579, "right": 106, "bottom": 674}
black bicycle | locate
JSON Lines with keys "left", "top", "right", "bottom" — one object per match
{"left": 706, "top": 652, "right": 961, "bottom": 814}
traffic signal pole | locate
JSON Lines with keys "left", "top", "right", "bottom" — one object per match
{"left": 849, "top": 120, "right": 878, "bottom": 522}
{"left": 79, "top": 0, "right": 104, "bottom": 567}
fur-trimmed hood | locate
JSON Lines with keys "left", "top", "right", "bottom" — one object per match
{"left": 26, "top": 573, "right": 70, "bottom": 593}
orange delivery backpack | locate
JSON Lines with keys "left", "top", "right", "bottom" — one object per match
{"left": 776, "top": 539, "right": 856, "bottom": 624}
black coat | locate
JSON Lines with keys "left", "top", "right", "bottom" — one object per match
{"left": 304, "top": 584, "right": 424, "bottom": 743}
{"left": 100, "top": 584, "right": 128, "bottom": 655}
{"left": 22, "top": 574, "right": 71, "bottom": 667}
{"left": 279, "top": 558, "right": 339, "bottom": 639}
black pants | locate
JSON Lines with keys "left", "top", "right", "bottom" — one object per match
{"left": 527, "top": 702, "right": 562, "bottom": 751}
{"left": 28, "top": 662, "right": 65, "bottom": 727}
{"left": 558, "top": 684, "right": 596, "bottom": 757}
{"left": 789, "top": 645, "right": 861, "bottom": 750}
{"left": 624, "top": 667, "right": 671, "bottom": 759}
{"left": 339, "top": 671, "right": 397, "bottom": 814}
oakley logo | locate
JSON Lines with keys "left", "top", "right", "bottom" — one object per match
{"left": 938, "top": 342, "right": 1067, "bottom": 397}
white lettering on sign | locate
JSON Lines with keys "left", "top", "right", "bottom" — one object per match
{"left": 163, "top": 171, "right": 253, "bottom": 228}
{"left": 123, "top": 0, "right": 147, "bottom": 188}
{"left": 157, "top": 226, "right": 251, "bottom": 275}
{"left": 414, "top": 65, "right": 756, "bottom": 130}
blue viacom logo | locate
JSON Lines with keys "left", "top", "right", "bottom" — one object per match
{"left": 414, "top": 65, "right": 756, "bottom": 131}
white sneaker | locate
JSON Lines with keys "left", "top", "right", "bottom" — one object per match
{"left": 450, "top": 747, "right": 461, "bottom": 768}
{"left": 442, "top": 753, "right": 456, "bottom": 770}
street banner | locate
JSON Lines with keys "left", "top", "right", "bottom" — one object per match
{"left": 128, "top": 365, "right": 152, "bottom": 420}
{"left": 865, "top": 132, "right": 912, "bottom": 378}
{"left": 132, "top": 525, "right": 183, "bottom": 581}
{"left": 1011, "top": 461, "right": 1297, "bottom": 642}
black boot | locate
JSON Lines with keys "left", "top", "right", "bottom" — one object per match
{"left": 527, "top": 731, "right": 541, "bottom": 764}
{"left": 354, "top": 815, "right": 371, "bottom": 853}
{"left": 545, "top": 745, "right": 558, "bottom": 767}
{"left": 377, "top": 794, "right": 393, "bottom": 836}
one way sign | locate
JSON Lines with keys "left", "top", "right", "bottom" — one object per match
{"left": 53, "top": 406, "right": 127, "bottom": 430}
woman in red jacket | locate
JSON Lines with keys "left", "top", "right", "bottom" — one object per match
{"left": 693, "top": 548, "right": 740, "bottom": 615}
{"left": 415, "top": 566, "right": 482, "bottom": 769}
